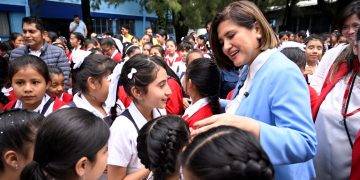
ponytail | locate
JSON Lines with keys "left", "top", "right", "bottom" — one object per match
{"left": 20, "top": 161, "right": 47, "bottom": 180}
{"left": 208, "top": 95, "right": 220, "bottom": 114}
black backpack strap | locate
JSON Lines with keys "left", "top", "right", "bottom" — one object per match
{"left": 40, "top": 98, "right": 54, "bottom": 115}
{"left": 121, "top": 109, "right": 139, "bottom": 133}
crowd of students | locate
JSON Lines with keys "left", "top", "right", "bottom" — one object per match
{"left": 0, "top": 0, "right": 360, "bottom": 180}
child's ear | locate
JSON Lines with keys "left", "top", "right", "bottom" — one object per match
{"left": 130, "top": 86, "right": 143, "bottom": 100}
{"left": 3, "top": 150, "right": 20, "bottom": 171}
{"left": 87, "top": 77, "right": 97, "bottom": 90}
{"left": 75, "top": 157, "right": 89, "bottom": 178}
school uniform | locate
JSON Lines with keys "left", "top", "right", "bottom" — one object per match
{"left": 173, "top": 61, "right": 187, "bottom": 80}
{"left": 226, "top": 49, "right": 316, "bottom": 180}
{"left": 182, "top": 97, "right": 213, "bottom": 129}
{"left": 108, "top": 102, "right": 166, "bottom": 174}
{"left": 117, "top": 85, "right": 132, "bottom": 108}
{"left": 111, "top": 50, "right": 122, "bottom": 63}
{"left": 165, "top": 52, "right": 181, "bottom": 69}
{"left": 166, "top": 78, "right": 183, "bottom": 115}
{"left": 65, "top": 92, "right": 112, "bottom": 125}
{"left": 59, "top": 92, "right": 73, "bottom": 104}
{"left": 2, "top": 94, "right": 65, "bottom": 116}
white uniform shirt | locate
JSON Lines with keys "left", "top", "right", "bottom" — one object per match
{"left": 108, "top": 102, "right": 165, "bottom": 174}
{"left": 14, "top": 94, "right": 53, "bottom": 116}
{"left": 314, "top": 74, "right": 360, "bottom": 180}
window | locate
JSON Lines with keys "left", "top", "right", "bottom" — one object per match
{"left": 0, "top": 12, "right": 10, "bottom": 36}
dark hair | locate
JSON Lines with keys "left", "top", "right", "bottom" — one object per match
{"left": 143, "top": 42, "right": 153, "bottom": 49}
{"left": 71, "top": 32, "right": 85, "bottom": 47}
{"left": 20, "top": 108, "right": 109, "bottom": 180}
{"left": 182, "top": 35, "right": 195, "bottom": 44}
{"left": 210, "top": 1, "right": 278, "bottom": 70}
{"left": 123, "top": 43, "right": 140, "bottom": 57}
{"left": 120, "top": 54, "right": 160, "bottom": 99}
{"left": 330, "top": 1, "right": 360, "bottom": 80}
{"left": 71, "top": 54, "right": 115, "bottom": 95}
{"left": 178, "top": 42, "right": 193, "bottom": 51}
{"left": 48, "top": 66, "right": 64, "bottom": 77}
{"left": 278, "top": 31, "right": 288, "bottom": 39}
{"left": 131, "top": 36, "right": 140, "bottom": 43}
{"left": 8, "top": 32, "right": 23, "bottom": 49}
{"left": 84, "top": 38, "right": 99, "bottom": 49}
{"left": 304, "top": 34, "right": 324, "bottom": 46}
{"left": 186, "top": 49, "right": 204, "bottom": 65}
{"left": 137, "top": 115, "right": 190, "bottom": 180}
{"left": 165, "top": 39, "right": 177, "bottom": 47}
{"left": 149, "top": 55, "right": 183, "bottom": 91}
{"left": 74, "top": 15, "right": 79, "bottom": 18}
{"left": 297, "top": 30, "right": 307, "bottom": 40}
{"left": 181, "top": 126, "right": 274, "bottom": 180}
{"left": 89, "top": 47, "right": 104, "bottom": 55}
{"left": 281, "top": 47, "right": 306, "bottom": 70}
{"left": 0, "top": 109, "right": 43, "bottom": 172}
{"left": 157, "top": 29, "right": 168, "bottom": 41}
{"left": 186, "top": 59, "right": 221, "bottom": 114}
{"left": 47, "top": 31, "right": 58, "bottom": 43}
{"left": 9, "top": 55, "right": 50, "bottom": 83}
{"left": 22, "top": 16, "right": 45, "bottom": 33}
{"left": 101, "top": 38, "right": 119, "bottom": 52}
{"left": 150, "top": 45, "right": 166, "bottom": 58}
{"left": 122, "top": 25, "right": 130, "bottom": 30}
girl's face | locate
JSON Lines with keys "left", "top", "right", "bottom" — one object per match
{"left": 131, "top": 38, "right": 139, "bottom": 46}
{"left": 341, "top": 14, "right": 360, "bottom": 45}
{"left": 150, "top": 48, "right": 163, "bottom": 58}
{"left": 156, "top": 34, "right": 166, "bottom": 45}
{"left": 47, "top": 74, "right": 65, "bottom": 98}
{"left": 305, "top": 39, "right": 323, "bottom": 63}
{"left": 142, "top": 44, "right": 151, "bottom": 55}
{"left": 166, "top": 41, "right": 176, "bottom": 55}
{"left": 141, "top": 35, "right": 150, "bottom": 44}
{"left": 137, "top": 67, "right": 171, "bottom": 109}
{"left": 14, "top": 36, "right": 24, "bottom": 48}
{"left": 70, "top": 34, "right": 81, "bottom": 48}
{"left": 91, "top": 74, "right": 110, "bottom": 103}
{"left": 12, "top": 66, "right": 49, "bottom": 110}
{"left": 86, "top": 43, "right": 96, "bottom": 50}
{"left": 280, "top": 35, "right": 289, "bottom": 43}
{"left": 180, "top": 49, "right": 188, "bottom": 62}
{"left": 217, "top": 19, "right": 262, "bottom": 67}
{"left": 85, "top": 144, "right": 108, "bottom": 180}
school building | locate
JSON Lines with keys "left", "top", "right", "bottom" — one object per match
{"left": 0, "top": 0, "right": 158, "bottom": 40}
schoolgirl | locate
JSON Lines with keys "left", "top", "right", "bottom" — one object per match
{"left": 20, "top": 108, "right": 109, "bottom": 180}
{"left": 173, "top": 42, "right": 193, "bottom": 80}
{"left": 69, "top": 32, "right": 85, "bottom": 62}
{"left": 164, "top": 39, "right": 181, "bottom": 69}
{"left": 137, "top": 115, "right": 190, "bottom": 180}
{"left": 108, "top": 54, "right": 171, "bottom": 180}
{"left": 182, "top": 59, "right": 221, "bottom": 129}
{"left": 2, "top": 55, "right": 65, "bottom": 116}
{"left": 0, "top": 109, "right": 43, "bottom": 180}
{"left": 47, "top": 66, "right": 73, "bottom": 104}
{"left": 304, "top": 34, "right": 324, "bottom": 84}
{"left": 122, "top": 42, "right": 141, "bottom": 62}
{"left": 149, "top": 44, "right": 166, "bottom": 58}
{"left": 67, "top": 52, "right": 116, "bottom": 126}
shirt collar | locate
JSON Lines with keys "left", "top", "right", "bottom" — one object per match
{"left": 128, "top": 102, "right": 165, "bottom": 126}
{"left": 111, "top": 49, "right": 119, "bottom": 59}
{"left": 72, "top": 92, "right": 109, "bottom": 119}
{"left": 248, "top": 48, "right": 277, "bottom": 80}
{"left": 15, "top": 94, "right": 50, "bottom": 113}
{"left": 183, "top": 97, "right": 209, "bottom": 120}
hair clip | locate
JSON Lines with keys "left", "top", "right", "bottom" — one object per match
{"left": 72, "top": 50, "right": 91, "bottom": 69}
{"left": 127, "top": 68, "right": 137, "bottom": 79}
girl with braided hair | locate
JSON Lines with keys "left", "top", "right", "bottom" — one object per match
{"left": 182, "top": 125, "right": 274, "bottom": 180}
{"left": 137, "top": 115, "right": 190, "bottom": 180}
{"left": 182, "top": 58, "right": 221, "bottom": 129}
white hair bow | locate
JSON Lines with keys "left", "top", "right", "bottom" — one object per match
{"left": 72, "top": 50, "right": 91, "bottom": 69}
{"left": 105, "top": 62, "right": 126, "bottom": 109}
{"left": 127, "top": 68, "right": 137, "bottom": 79}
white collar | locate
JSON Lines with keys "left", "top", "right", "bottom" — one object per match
{"left": 248, "top": 48, "right": 277, "bottom": 80}
{"left": 1, "top": 87, "right": 13, "bottom": 96}
{"left": 127, "top": 102, "right": 165, "bottom": 126}
{"left": 72, "top": 92, "right": 109, "bottom": 119}
{"left": 15, "top": 94, "right": 50, "bottom": 113}
{"left": 183, "top": 97, "right": 209, "bottom": 120}
{"left": 111, "top": 49, "right": 119, "bottom": 59}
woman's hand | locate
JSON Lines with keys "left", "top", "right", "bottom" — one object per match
{"left": 182, "top": 97, "right": 191, "bottom": 109}
{"left": 191, "top": 113, "right": 260, "bottom": 139}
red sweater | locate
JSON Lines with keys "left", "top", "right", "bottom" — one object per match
{"left": 183, "top": 104, "right": 213, "bottom": 129}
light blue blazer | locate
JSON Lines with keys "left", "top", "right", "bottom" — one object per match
{"left": 233, "top": 52, "right": 317, "bottom": 180}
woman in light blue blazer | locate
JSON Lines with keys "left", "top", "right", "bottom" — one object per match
{"left": 191, "top": 1, "right": 317, "bottom": 180}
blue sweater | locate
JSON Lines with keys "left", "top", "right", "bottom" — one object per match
{"left": 233, "top": 52, "right": 317, "bottom": 180}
